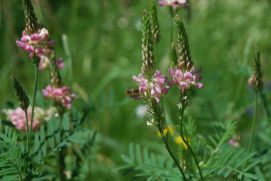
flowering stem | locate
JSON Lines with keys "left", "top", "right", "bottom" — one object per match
{"left": 249, "top": 91, "right": 259, "bottom": 152}
{"left": 158, "top": 126, "right": 187, "bottom": 181}
{"left": 152, "top": 100, "right": 187, "bottom": 180}
{"left": 179, "top": 97, "right": 204, "bottom": 181}
{"left": 29, "top": 63, "right": 39, "bottom": 143}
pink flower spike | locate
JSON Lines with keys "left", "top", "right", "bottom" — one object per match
{"left": 16, "top": 28, "right": 52, "bottom": 61}
{"left": 168, "top": 66, "right": 203, "bottom": 92}
{"left": 150, "top": 71, "right": 169, "bottom": 102}
{"left": 43, "top": 85, "right": 76, "bottom": 109}
{"left": 4, "top": 107, "right": 41, "bottom": 131}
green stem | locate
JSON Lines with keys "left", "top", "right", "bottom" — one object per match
{"left": 58, "top": 149, "right": 66, "bottom": 181}
{"left": 24, "top": 109, "right": 30, "bottom": 153}
{"left": 179, "top": 99, "right": 204, "bottom": 181}
{"left": 159, "top": 127, "right": 187, "bottom": 181}
{"left": 249, "top": 92, "right": 259, "bottom": 152}
{"left": 29, "top": 64, "right": 39, "bottom": 143}
{"left": 58, "top": 115, "right": 66, "bottom": 181}
{"left": 152, "top": 100, "right": 187, "bottom": 181}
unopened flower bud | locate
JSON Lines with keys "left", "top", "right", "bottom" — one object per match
{"left": 11, "top": 76, "right": 29, "bottom": 110}
{"left": 248, "top": 50, "right": 263, "bottom": 92}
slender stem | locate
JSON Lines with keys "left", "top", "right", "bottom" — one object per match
{"left": 24, "top": 109, "right": 30, "bottom": 153}
{"left": 23, "top": 109, "right": 30, "bottom": 177}
{"left": 29, "top": 64, "right": 39, "bottom": 143}
{"left": 159, "top": 127, "right": 187, "bottom": 181}
{"left": 249, "top": 92, "right": 259, "bottom": 152}
{"left": 58, "top": 149, "right": 66, "bottom": 181}
{"left": 58, "top": 115, "right": 66, "bottom": 181}
{"left": 179, "top": 99, "right": 204, "bottom": 181}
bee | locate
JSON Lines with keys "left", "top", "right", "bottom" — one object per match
{"left": 125, "top": 88, "right": 142, "bottom": 100}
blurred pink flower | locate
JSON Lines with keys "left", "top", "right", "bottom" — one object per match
{"left": 150, "top": 71, "right": 169, "bottom": 103}
{"left": 56, "top": 58, "right": 65, "bottom": 69}
{"left": 133, "top": 74, "right": 149, "bottom": 94}
{"left": 16, "top": 28, "right": 53, "bottom": 61}
{"left": 4, "top": 107, "right": 42, "bottom": 131}
{"left": 228, "top": 136, "right": 240, "bottom": 148}
{"left": 39, "top": 57, "right": 50, "bottom": 70}
{"left": 159, "top": 0, "right": 187, "bottom": 8}
{"left": 168, "top": 67, "right": 203, "bottom": 92}
{"left": 42, "top": 85, "right": 76, "bottom": 109}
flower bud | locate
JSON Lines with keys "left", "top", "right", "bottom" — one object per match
{"left": 11, "top": 76, "right": 29, "bottom": 110}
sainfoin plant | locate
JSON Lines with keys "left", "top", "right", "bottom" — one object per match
{"left": 1, "top": 0, "right": 271, "bottom": 181}
{"left": 0, "top": 0, "right": 96, "bottom": 180}
{"left": 121, "top": 1, "right": 270, "bottom": 181}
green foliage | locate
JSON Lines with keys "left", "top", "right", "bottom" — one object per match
{"left": 32, "top": 113, "right": 94, "bottom": 164}
{"left": 207, "top": 120, "right": 237, "bottom": 153}
{"left": 0, "top": 127, "right": 26, "bottom": 181}
{"left": 120, "top": 143, "right": 182, "bottom": 181}
{"left": 203, "top": 145, "right": 260, "bottom": 180}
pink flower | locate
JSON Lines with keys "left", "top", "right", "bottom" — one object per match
{"left": 133, "top": 71, "right": 169, "bottom": 103}
{"left": 168, "top": 67, "right": 203, "bottom": 92}
{"left": 4, "top": 107, "right": 42, "bottom": 131}
{"left": 150, "top": 71, "right": 169, "bottom": 103}
{"left": 228, "top": 136, "right": 240, "bottom": 148}
{"left": 39, "top": 57, "right": 50, "bottom": 70}
{"left": 16, "top": 28, "right": 53, "bottom": 61}
{"left": 159, "top": 0, "right": 187, "bottom": 8}
{"left": 42, "top": 85, "right": 76, "bottom": 109}
{"left": 133, "top": 74, "right": 149, "bottom": 94}
{"left": 56, "top": 58, "right": 65, "bottom": 69}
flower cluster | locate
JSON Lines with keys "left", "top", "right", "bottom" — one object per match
{"left": 159, "top": 0, "right": 187, "bottom": 9}
{"left": 133, "top": 67, "right": 203, "bottom": 102}
{"left": 42, "top": 85, "right": 76, "bottom": 109}
{"left": 16, "top": 26, "right": 75, "bottom": 109}
{"left": 16, "top": 28, "right": 53, "bottom": 61}
{"left": 168, "top": 67, "right": 203, "bottom": 92}
{"left": 3, "top": 107, "right": 54, "bottom": 131}
{"left": 133, "top": 71, "right": 169, "bottom": 103}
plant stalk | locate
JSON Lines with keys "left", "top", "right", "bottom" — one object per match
{"left": 179, "top": 98, "right": 204, "bottom": 181}
{"left": 24, "top": 109, "right": 30, "bottom": 153}
{"left": 29, "top": 64, "right": 39, "bottom": 137}
{"left": 249, "top": 91, "right": 259, "bottom": 152}
{"left": 159, "top": 126, "right": 187, "bottom": 181}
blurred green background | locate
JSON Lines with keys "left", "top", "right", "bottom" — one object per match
{"left": 1, "top": 0, "right": 271, "bottom": 180}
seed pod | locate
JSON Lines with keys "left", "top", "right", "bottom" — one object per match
{"left": 11, "top": 76, "right": 29, "bottom": 110}
{"left": 23, "top": 0, "right": 39, "bottom": 33}
{"left": 141, "top": 10, "right": 154, "bottom": 75}
{"left": 175, "top": 15, "right": 193, "bottom": 70}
